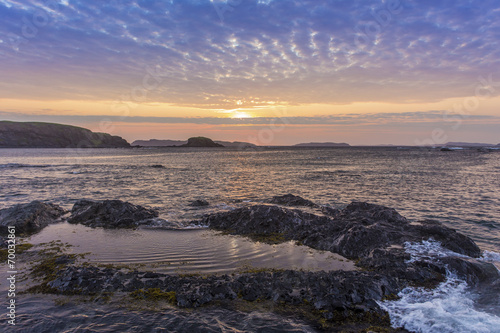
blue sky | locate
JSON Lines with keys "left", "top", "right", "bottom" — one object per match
{"left": 0, "top": 0, "right": 499, "bottom": 144}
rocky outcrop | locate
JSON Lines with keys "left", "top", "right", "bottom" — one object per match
{"left": 189, "top": 199, "right": 210, "bottom": 207}
{"left": 204, "top": 200, "right": 480, "bottom": 257}
{"left": 0, "top": 201, "right": 65, "bottom": 235}
{"left": 28, "top": 195, "right": 497, "bottom": 331}
{"left": 68, "top": 200, "right": 158, "bottom": 228}
{"left": 201, "top": 199, "right": 491, "bottom": 286}
{"left": 265, "top": 194, "right": 318, "bottom": 207}
{"left": 48, "top": 265, "right": 399, "bottom": 326}
{"left": 0, "top": 121, "right": 130, "bottom": 148}
{"left": 202, "top": 204, "right": 331, "bottom": 238}
{"left": 180, "top": 137, "right": 224, "bottom": 147}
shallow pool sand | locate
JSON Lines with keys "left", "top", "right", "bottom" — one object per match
{"left": 26, "top": 222, "right": 356, "bottom": 274}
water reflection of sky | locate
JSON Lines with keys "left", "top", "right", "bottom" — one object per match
{"left": 27, "top": 223, "right": 356, "bottom": 275}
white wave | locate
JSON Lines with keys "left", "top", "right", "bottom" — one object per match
{"left": 379, "top": 272, "right": 500, "bottom": 333}
{"left": 480, "top": 251, "right": 500, "bottom": 272}
{"left": 404, "top": 239, "right": 469, "bottom": 263}
{"left": 139, "top": 218, "right": 208, "bottom": 230}
{"left": 180, "top": 223, "right": 208, "bottom": 230}
{"left": 481, "top": 251, "right": 500, "bottom": 263}
{"left": 379, "top": 240, "right": 500, "bottom": 332}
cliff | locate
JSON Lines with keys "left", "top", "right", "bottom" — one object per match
{"left": 0, "top": 121, "right": 130, "bottom": 148}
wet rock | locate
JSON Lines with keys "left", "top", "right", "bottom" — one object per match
{"left": 265, "top": 194, "right": 318, "bottom": 207}
{"left": 413, "top": 219, "right": 481, "bottom": 257}
{"left": 320, "top": 205, "right": 340, "bottom": 217}
{"left": 68, "top": 200, "right": 158, "bottom": 228}
{"left": 201, "top": 200, "right": 489, "bottom": 284}
{"left": 440, "top": 257, "right": 500, "bottom": 286}
{"left": 189, "top": 199, "right": 209, "bottom": 207}
{"left": 48, "top": 265, "right": 400, "bottom": 322}
{"left": 0, "top": 201, "right": 65, "bottom": 235}
{"left": 202, "top": 204, "right": 331, "bottom": 240}
{"left": 35, "top": 197, "right": 495, "bottom": 330}
{"left": 340, "top": 201, "right": 408, "bottom": 225}
{"left": 142, "top": 272, "right": 162, "bottom": 279}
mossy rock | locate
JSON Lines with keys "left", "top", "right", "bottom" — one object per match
{"left": 130, "top": 288, "right": 177, "bottom": 305}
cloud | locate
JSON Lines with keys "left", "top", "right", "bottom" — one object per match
{"left": 0, "top": 0, "right": 499, "bottom": 109}
{"left": 2, "top": 109, "right": 498, "bottom": 126}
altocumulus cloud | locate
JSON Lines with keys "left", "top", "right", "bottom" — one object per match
{"left": 0, "top": 0, "right": 499, "bottom": 109}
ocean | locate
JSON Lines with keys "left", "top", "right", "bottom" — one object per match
{"left": 1, "top": 147, "right": 499, "bottom": 332}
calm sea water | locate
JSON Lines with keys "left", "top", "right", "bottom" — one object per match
{"left": 1, "top": 147, "right": 499, "bottom": 252}
{"left": 1, "top": 147, "right": 499, "bottom": 332}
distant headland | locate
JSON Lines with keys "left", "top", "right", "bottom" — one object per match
{"left": 0, "top": 121, "right": 130, "bottom": 148}
{"left": 2, "top": 120, "right": 498, "bottom": 149}
{"left": 294, "top": 142, "right": 350, "bottom": 147}
{"left": 132, "top": 138, "right": 257, "bottom": 148}
{"left": 180, "top": 137, "right": 224, "bottom": 147}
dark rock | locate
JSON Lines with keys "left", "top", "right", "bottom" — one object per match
{"left": 265, "top": 194, "right": 318, "bottom": 207}
{"left": 413, "top": 219, "right": 481, "bottom": 257}
{"left": 47, "top": 265, "right": 400, "bottom": 322}
{"left": 150, "top": 164, "right": 165, "bottom": 168}
{"left": 0, "top": 201, "right": 65, "bottom": 235}
{"left": 440, "top": 147, "right": 453, "bottom": 151}
{"left": 202, "top": 204, "right": 332, "bottom": 241}
{"left": 320, "top": 205, "right": 340, "bottom": 217}
{"left": 54, "top": 254, "right": 76, "bottom": 265}
{"left": 440, "top": 257, "right": 500, "bottom": 285}
{"left": 180, "top": 137, "right": 224, "bottom": 147}
{"left": 33, "top": 197, "right": 495, "bottom": 330}
{"left": 189, "top": 199, "right": 209, "bottom": 207}
{"left": 142, "top": 272, "right": 162, "bottom": 279}
{"left": 340, "top": 201, "right": 408, "bottom": 225}
{"left": 201, "top": 200, "right": 490, "bottom": 284}
{"left": 68, "top": 200, "right": 158, "bottom": 228}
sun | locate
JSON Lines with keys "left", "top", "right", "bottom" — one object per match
{"left": 231, "top": 111, "right": 252, "bottom": 119}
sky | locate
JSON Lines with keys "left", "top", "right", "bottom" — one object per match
{"left": 0, "top": 0, "right": 499, "bottom": 145}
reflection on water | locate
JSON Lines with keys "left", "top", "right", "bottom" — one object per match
{"left": 27, "top": 223, "right": 356, "bottom": 274}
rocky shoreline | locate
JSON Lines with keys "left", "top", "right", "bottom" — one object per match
{"left": 1, "top": 195, "right": 498, "bottom": 332}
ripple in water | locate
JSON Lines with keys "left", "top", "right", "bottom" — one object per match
{"left": 12, "top": 297, "right": 318, "bottom": 333}
{"left": 27, "top": 223, "right": 356, "bottom": 274}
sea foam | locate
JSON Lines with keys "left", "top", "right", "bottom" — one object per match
{"left": 379, "top": 240, "right": 500, "bottom": 333}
